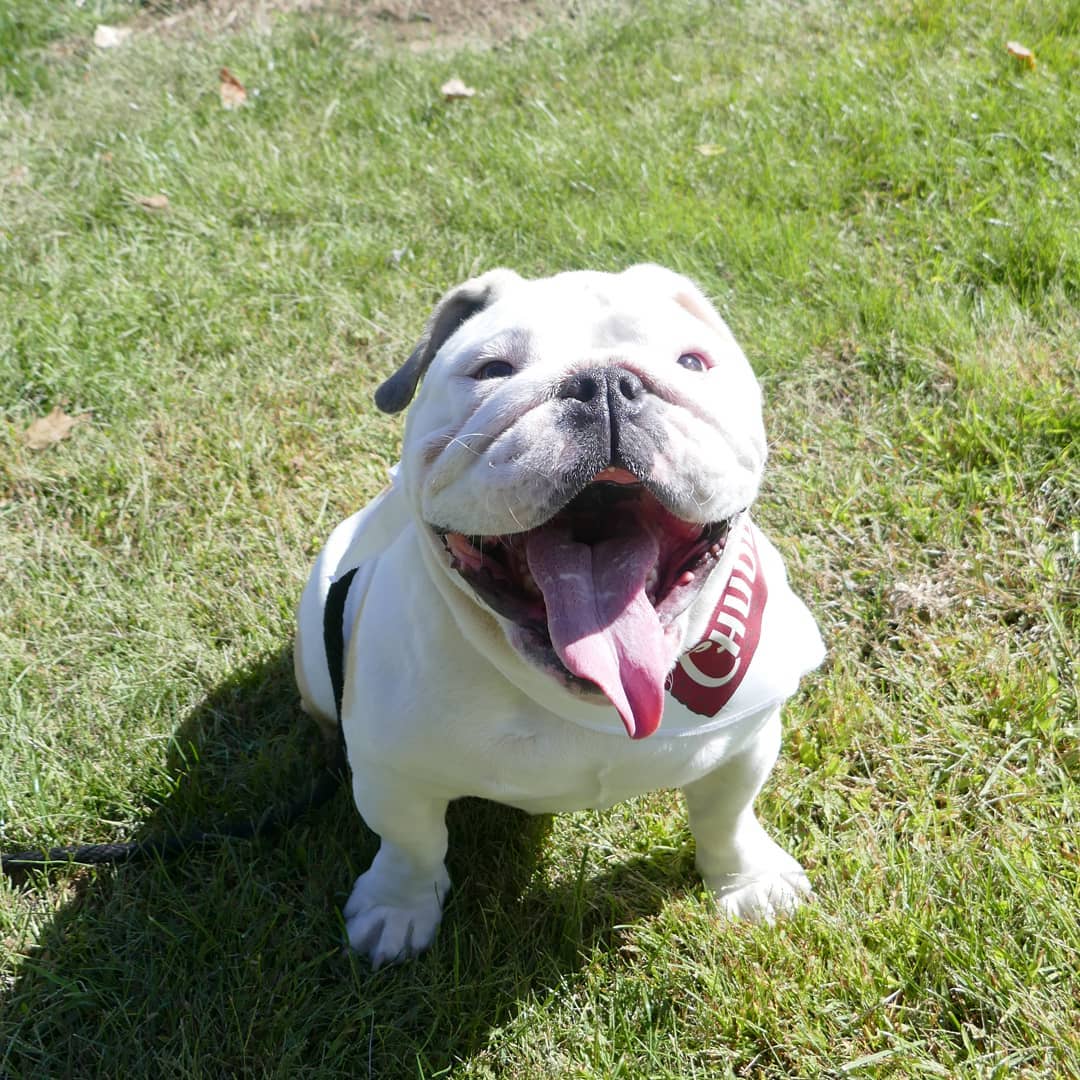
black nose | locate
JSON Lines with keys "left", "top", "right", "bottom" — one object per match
{"left": 557, "top": 366, "right": 645, "bottom": 405}
{"left": 556, "top": 366, "right": 651, "bottom": 473}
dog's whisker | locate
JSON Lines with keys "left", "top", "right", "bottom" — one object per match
{"left": 448, "top": 434, "right": 553, "bottom": 482}
{"left": 444, "top": 433, "right": 490, "bottom": 457}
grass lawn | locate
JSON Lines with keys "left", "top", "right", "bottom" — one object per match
{"left": 1, "top": 0, "right": 1077, "bottom": 1075}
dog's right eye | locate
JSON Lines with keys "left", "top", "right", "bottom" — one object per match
{"left": 475, "top": 360, "right": 514, "bottom": 380}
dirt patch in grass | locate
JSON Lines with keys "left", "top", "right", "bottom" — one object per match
{"left": 133, "top": 0, "right": 573, "bottom": 49}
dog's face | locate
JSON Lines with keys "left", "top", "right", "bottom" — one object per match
{"left": 378, "top": 265, "right": 767, "bottom": 740}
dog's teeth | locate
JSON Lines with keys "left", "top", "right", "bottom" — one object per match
{"left": 677, "top": 571, "right": 695, "bottom": 587}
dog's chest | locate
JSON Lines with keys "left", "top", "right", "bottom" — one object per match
{"left": 443, "top": 710, "right": 754, "bottom": 814}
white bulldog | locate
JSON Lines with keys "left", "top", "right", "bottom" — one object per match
{"left": 295, "top": 265, "right": 824, "bottom": 968}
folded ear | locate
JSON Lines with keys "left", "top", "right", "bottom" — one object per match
{"left": 618, "top": 263, "right": 736, "bottom": 341}
{"left": 375, "top": 269, "right": 524, "bottom": 414}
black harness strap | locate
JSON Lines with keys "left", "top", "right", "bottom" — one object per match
{"left": 323, "top": 567, "right": 359, "bottom": 721}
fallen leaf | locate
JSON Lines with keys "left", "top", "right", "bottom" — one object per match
{"left": 3, "top": 164, "right": 30, "bottom": 185}
{"left": 219, "top": 67, "right": 248, "bottom": 109}
{"left": 136, "top": 193, "right": 170, "bottom": 211}
{"left": 440, "top": 77, "right": 476, "bottom": 101}
{"left": 1006, "top": 41, "right": 1036, "bottom": 69}
{"left": 23, "top": 407, "right": 88, "bottom": 451}
{"left": 93, "top": 24, "right": 133, "bottom": 49}
{"left": 889, "top": 579, "right": 953, "bottom": 621}
{"left": 695, "top": 144, "right": 726, "bottom": 157}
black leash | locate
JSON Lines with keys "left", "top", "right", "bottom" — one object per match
{"left": 0, "top": 760, "right": 345, "bottom": 872}
{"left": 2, "top": 570, "right": 359, "bottom": 875}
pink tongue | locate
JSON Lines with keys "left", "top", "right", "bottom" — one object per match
{"left": 525, "top": 524, "right": 676, "bottom": 739}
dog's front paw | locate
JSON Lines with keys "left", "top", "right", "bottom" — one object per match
{"left": 343, "top": 868, "right": 449, "bottom": 968}
{"left": 705, "top": 860, "right": 811, "bottom": 924}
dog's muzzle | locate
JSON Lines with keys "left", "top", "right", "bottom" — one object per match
{"left": 438, "top": 477, "right": 737, "bottom": 741}
{"left": 554, "top": 365, "right": 662, "bottom": 491}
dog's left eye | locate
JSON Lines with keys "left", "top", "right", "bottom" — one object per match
{"left": 677, "top": 353, "right": 708, "bottom": 372}
{"left": 475, "top": 360, "right": 514, "bottom": 380}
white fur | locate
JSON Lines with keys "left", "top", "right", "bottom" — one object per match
{"left": 295, "top": 266, "right": 815, "bottom": 967}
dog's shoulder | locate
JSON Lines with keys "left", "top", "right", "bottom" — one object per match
{"left": 294, "top": 475, "right": 412, "bottom": 724}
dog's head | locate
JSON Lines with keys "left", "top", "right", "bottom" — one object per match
{"left": 378, "top": 266, "right": 767, "bottom": 739}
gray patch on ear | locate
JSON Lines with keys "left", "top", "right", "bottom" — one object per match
{"left": 375, "top": 269, "right": 524, "bottom": 414}
{"left": 373, "top": 339, "right": 430, "bottom": 415}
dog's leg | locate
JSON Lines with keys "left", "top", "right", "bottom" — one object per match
{"left": 343, "top": 771, "right": 451, "bottom": 968}
{"left": 681, "top": 708, "right": 811, "bottom": 922}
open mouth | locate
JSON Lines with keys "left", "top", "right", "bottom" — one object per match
{"left": 437, "top": 471, "right": 734, "bottom": 739}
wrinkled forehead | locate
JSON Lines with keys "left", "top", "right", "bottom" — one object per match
{"left": 454, "top": 272, "right": 705, "bottom": 358}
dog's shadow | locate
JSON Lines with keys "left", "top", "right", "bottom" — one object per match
{"left": 4, "top": 647, "right": 694, "bottom": 1077}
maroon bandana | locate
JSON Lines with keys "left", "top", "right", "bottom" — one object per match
{"left": 668, "top": 524, "right": 768, "bottom": 718}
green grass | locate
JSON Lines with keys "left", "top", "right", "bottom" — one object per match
{"left": 1, "top": 0, "right": 1078, "bottom": 1075}
{"left": 0, "top": 0, "right": 139, "bottom": 101}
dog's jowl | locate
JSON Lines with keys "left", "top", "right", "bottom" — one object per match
{"left": 294, "top": 265, "right": 824, "bottom": 968}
